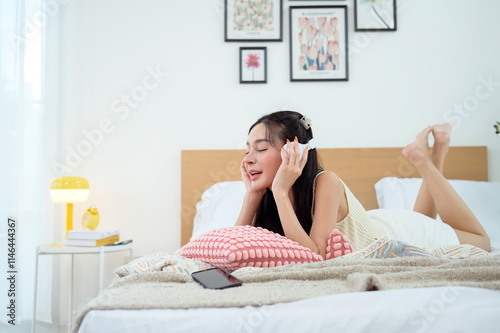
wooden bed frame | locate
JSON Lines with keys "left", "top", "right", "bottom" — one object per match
{"left": 181, "top": 146, "right": 488, "bottom": 246}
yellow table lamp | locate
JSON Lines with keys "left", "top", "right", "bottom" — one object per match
{"left": 50, "top": 177, "right": 89, "bottom": 238}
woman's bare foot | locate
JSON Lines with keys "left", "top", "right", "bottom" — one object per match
{"left": 431, "top": 123, "right": 451, "bottom": 169}
{"left": 402, "top": 126, "right": 432, "bottom": 167}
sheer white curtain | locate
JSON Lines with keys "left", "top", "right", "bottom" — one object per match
{"left": 0, "top": 0, "right": 60, "bottom": 326}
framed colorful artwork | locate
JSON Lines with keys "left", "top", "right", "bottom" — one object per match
{"left": 289, "top": 6, "right": 348, "bottom": 82}
{"left": 225, "top": 0, "right": 283, "bottom": 42}
{"left": 354, "top": 0, "right": 397, "bottom": 31}
{"left": 240, "top": 47, "right": 267, "bottom": 83}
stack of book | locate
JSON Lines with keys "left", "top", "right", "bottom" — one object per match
{"left": 65, "top": 229, "right": 120, "bottom": 247}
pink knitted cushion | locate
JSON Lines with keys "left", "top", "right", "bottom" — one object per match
{"left": 177, "top": 225, "right": 324, "bottom": 271}
{"left": 326, "top": 229, "right": 354, "bottom": 259}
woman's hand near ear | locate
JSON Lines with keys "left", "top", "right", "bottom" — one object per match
{"left": 271, "top": 136, "right": 309, "bottom": 196}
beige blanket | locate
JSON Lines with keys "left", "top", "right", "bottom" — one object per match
{"left": 73, "top": 256, "right": 500, "bottom": 332}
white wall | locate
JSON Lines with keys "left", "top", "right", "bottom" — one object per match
{"left": 53, "top": 0, "right": 500, "bottom": 321}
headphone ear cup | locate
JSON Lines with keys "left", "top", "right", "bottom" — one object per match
{"left": 283, "top": 141, "right": 314, "bottom": 161}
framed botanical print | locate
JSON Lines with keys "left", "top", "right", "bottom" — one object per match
{"left": 354, "top": 0, "right": 397, "bottom": 31}
{"left": 289, "top": 6, "right": 348, "bottom": 81}
{"left": 225, "top": 0, "right": 283, "bottom": 42}
{"left": 240, "top": 47, "right": 267, "bottom": 83}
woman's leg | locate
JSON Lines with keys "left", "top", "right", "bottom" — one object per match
{"left": 413, "top": 124, "right": 450, "bottom": 219}
{"left": 402, "top": 126, "right": 491, "bottom": 251}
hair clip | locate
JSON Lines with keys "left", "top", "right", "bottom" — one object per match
{"left": 300, "top": 116, "right": 312, "bottom": 130}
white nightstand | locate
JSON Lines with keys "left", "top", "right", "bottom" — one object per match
{"left": 31, "top": 242, "right": 134, "bottom": 333}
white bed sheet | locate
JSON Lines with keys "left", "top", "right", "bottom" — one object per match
{"left": 77, "top": 286, "right": 500, "bottom": 333}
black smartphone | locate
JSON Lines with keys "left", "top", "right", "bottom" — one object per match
{"left": 191, "top": 267, "right": 242, "bottom": 289}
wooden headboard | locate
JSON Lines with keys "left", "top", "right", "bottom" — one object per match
{"left": 181, "top": 146, "right": 488, "bottom": 246}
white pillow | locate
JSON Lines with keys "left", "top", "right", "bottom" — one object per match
{"left": 374, "top": 177, "right": 500, "bottom": 253}
{"left": 191, "top": 181, "right": 245, "bottom": 241}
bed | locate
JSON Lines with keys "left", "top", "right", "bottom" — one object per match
{"left": 75, "top": 146, "right": 500, "bottom": 333}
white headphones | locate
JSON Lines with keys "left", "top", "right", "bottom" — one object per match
{"left": 282, "top": 138, "right": 316, "bottom": 160}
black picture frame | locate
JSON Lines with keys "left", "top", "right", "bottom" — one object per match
{"left": 225, "top": 0, "right": 283, "bottom": 42}
{"left": 289, "top": 5, "right": 348, "bottom": 82}
{"left": 240, "top": 47, "right": 267, "bottom": 84}
{"left": 354, "top": 0, "right": 397, "bottom": 32}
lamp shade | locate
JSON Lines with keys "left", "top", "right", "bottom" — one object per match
{"left": 50, "top": 177, "right": 89, "bottom": 203}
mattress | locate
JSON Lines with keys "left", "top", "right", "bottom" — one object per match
{"left": 77, "top": 286, "right": 500, "bottom": 333}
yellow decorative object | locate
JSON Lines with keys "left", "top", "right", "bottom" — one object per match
{"left": 82, "top": 206, "right": 100, "bottom": 230}
{"left": 50, "top": 177, "right": 90, "bottom": 238}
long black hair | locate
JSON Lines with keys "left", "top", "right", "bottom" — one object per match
{"left": 249, "top": 111, "right": 323, "bottom": 235}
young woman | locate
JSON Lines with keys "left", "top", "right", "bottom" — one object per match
{"left": 235, "top": 111, "right": 491, "bottom": 259}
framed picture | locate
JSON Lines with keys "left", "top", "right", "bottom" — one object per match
{"left": 225, "top": 0, "right": 283, "bottom": 42}
{"left": 354, "top": 0, "right": 397, "bottom": 31}
{"left": 240, "top": 47, "right": 267, "bottom": 83}
{"left": 289, "top": 6, "right": 348, "bottom": 82}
